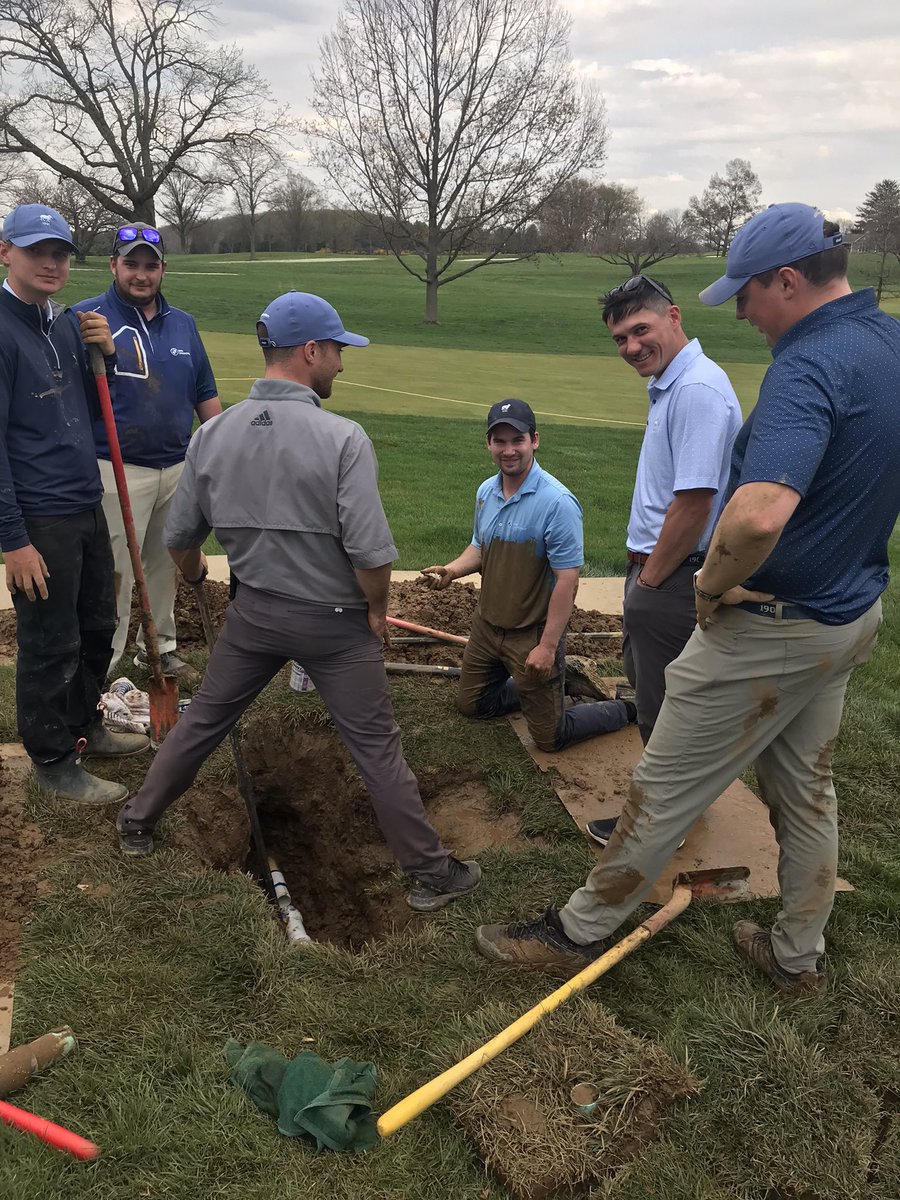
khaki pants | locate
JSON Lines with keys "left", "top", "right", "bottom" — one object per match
{"left": 99, "top": 458, "right": 184, "bottom": 663}
{"left": 458, "top": 613, "right": 629, "bottom": 752}
{"left": 559, "top": 600, "right": 882, "bottom": 973}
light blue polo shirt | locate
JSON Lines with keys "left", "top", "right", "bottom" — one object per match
{"left": 626, "top": 339, "right": 741, "bottom": 555}
{"left": 472, "top": 460, "right": 583, "bottom": 629}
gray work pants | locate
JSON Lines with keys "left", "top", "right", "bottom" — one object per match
{"left": 622, "top": 559, "right": 698, "bottom": 744}
{"left": 119, "top": 584, "right": 450, "bottom": 876}
{"left": 559, "top": 600, "right": 882, "bottom": 973}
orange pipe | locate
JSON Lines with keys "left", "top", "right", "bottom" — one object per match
{"left": 386, "top": 617, "right": 468, "bottom": 645}
{"left": 0, "top": 1098, "right": 99, "bottom": 1160}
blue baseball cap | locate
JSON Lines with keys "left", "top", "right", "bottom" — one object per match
{"left": 257, "top": 291, "right": 369, "bottom": 348}
{"left": 2, "top": 204, "right": 77, "bottom": 252}
{"left": 699, "top": 203, "right": 845, "bottom": 306}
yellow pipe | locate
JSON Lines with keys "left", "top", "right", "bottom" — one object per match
{"left": 377, "top": 883, "right": 693, "bottom": 1137}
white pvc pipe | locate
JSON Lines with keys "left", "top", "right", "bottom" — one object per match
{"left": 267, "top": 857, "right": 313, "bottom": 944}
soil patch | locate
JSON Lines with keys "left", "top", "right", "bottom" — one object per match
{"left": 0, "top": 750, "right": 48, "bottom": 984}
{"left": 237, "top": 716, "right": 525, "bottom": 948}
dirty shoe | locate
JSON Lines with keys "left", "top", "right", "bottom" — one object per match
{"left": 475, "top": 906, "right": 605, "bottom": 974}
{"left": 116, "top": 812, "right": 155, "bottom": 857}
{"left": 407, "top": 857, "right": 482, "bottom": 912}
{"left": 33, "top": 753, "right": 128, "bottom": 806}
{"left": 732, "top": 921, "right": 826, "bottom": 995}
{"left": 564, "top": 656, "right": 613, "bottom": 702}
{"left": 83, "top": 724, "right": 150, "bottom": 757}
{"left": 134, "top": 649, "right": 200, "bottom": 685}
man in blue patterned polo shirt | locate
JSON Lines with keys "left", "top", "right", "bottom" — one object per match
{"left": 420, "top": 399, "right": 634, "bottom": 752}
{"left": 475, "top": 205, "right": 900, "bottom": 997}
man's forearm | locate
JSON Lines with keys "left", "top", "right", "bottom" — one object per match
{"left": 354, "top": 562, "right": 392, "bottom": 616}
{"left": 697, "top": 483, "right": 800, "bottom": 597}
{"left": 445, "top": 544, "right": 482, "bottom": 580}
{"left": 169, "top": 545, "right": 203, "bottom": 580}
{"left": 539, "top": 576, "right": 578, "bottom": 650}
{"left": 641, "top": 491, "right": 714, "bottom": 587}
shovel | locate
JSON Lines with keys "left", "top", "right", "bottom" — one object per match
{"left": 377, "top": 866, "right": 750, "bottom": 1137}
{"left": 89, "top": 345, "right": 179, "bottom": 746}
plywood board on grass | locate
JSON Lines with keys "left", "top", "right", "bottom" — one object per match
{"left": 508, "top": 716, "right": 852, "bottom": 904}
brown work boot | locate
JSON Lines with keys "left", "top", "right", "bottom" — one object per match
{"left": 475, "top": 906, "right": 605, "bottom": 975}
{"left": 564, "top": 657, "right": 613, "bottom": 702}
{"left": 732, "top": 921, "right": 826, "bottom": 996}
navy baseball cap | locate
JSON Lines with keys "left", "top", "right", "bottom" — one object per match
{"left": 700, "top": 203, "right": 845, "bottom": 306}
{"left": 2, "top": 204, "right": 77, "bottom": 252}
{"left": 257, "top": 291, "right": 369, "bottom": 348}
{"left": 487, "top": 398, "right": 536, "bottom": 434}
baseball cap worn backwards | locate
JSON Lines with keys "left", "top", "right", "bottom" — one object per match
{"left": 2, "top": 204, "right": 77, "bottom": 253}
{"left": 486, "top": 398, "right": 536, "bottom": 434}
{"left": 699, "top": 203, "right": 845, "bottom": 306}
{"left": 257, "top": 291, "right": 369, "bottom": 348}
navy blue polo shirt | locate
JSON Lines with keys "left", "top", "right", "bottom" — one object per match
{"left": 72, "top": 284, "right": 217, "bottom": 468}
{"left": 729, "top": 289, "right": 900, "bottom": 624}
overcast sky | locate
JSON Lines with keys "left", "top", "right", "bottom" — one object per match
{"left": 217, "top": 0, "right": 900, "bottom": 222}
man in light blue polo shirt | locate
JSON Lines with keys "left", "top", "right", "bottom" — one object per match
{"left": 581, "top": 276, "right": 741, "bottom": 849}
{"left": 420, "top": 399, "right": 634, "bottom": 751}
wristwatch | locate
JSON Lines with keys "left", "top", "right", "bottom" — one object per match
{"left": 693, "top": 570, "right": 722, "bottom": 603}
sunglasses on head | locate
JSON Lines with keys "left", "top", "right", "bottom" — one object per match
{"left": 604, "top": 274, "right": 673, "bottom": 305}
{"left": 114, "top": 225, "right": 163, "bottom": 247}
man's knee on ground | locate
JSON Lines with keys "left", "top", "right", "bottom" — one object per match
{"left": 457, "top": 693, "right": 480, "bottom": 719}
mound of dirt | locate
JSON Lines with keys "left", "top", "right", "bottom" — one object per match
{"left": 0, "top": 750, "right": 49, "bottom": 982}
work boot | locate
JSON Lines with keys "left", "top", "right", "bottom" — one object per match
{"left": 475, "top": 906, "right": 605, "bottom": 975}
{"left": 615, "top": 682, "right": 636, "bottom": 703}
{"left": 407, "top": 856, "right": 482, "bottom": 912}
{"left": 83, "top": 724, "right": 150, "bottom": 757}
{"left": 564, "top": 656, "right": 613, "bottom": 702}
{"left": 732, "top": 921, "right": 826, "bottom": 996}
{"left": 116, "top": 812, "right": 155, "bottom": 857}
{"left": 33, "top": 753, "right": 128, "bottom": 806}
{"left": 134, "top": 649, "right": 199, "bottom": 685}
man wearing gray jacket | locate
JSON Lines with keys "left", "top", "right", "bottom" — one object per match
{"left": 116, "top": 290, "right": 481, "bottom": 913}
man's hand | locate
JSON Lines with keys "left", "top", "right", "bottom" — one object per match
{"left": 368, "top": 609, "right": 391, "bottom": 649}
{"left": 76, "top": 310, "right": 115, "bottom": 357}
{"left": 418, "top": 565, "right": 454, "bottom": 591}
{"left": 696, "top": 585, "right": 775, "bottom": 630}
{"left": 182, "top": 551, "right": 208, "bottom": 585}
{"left": 524, "top": 642, "right": 555, "bottom": 683}
{"left": 4, "top": 544, "right": 50, "bottom": 601}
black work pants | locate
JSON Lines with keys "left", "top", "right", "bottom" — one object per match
{"left": 13, "top": 507, "right": 116, "bottom": 763}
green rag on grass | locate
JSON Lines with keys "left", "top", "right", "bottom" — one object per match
{"left": 223, "top": 1039, "right": 378, "bottom": 1152}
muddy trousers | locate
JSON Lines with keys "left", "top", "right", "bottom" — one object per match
{"left": 559, "top": 600, "right": 882, "bottom": 973}
{"left": 119, "top": 584, "right": 450, "bottom": 876}
{"left": 457, "top": 613, "right": 630, "bottom": 753}
{"left": 13, "top": 507, "right": 116, "bottom": 764}
{"left": 99, "top": 458, "right": 183, "bottom": 663}
{"left": 622, "top": 559, "right": 699, "bottom": 745}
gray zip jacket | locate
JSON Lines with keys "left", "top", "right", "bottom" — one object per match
{"left": 164, "top": 378, "right": 397, "bottom": 606}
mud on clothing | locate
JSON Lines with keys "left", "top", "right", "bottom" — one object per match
{"left": 461, "top": 460, "right": 629, "bottom": 750}
{"left": 71, "top": 284, "right": 217, "bottom": 468}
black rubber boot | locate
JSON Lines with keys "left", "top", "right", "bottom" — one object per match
{"left": 32, "top": 752, "right": 129, "bottom": 806}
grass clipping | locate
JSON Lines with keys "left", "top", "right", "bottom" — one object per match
{"left": 447, "top": 998, "right": 700, "bottom": 1200}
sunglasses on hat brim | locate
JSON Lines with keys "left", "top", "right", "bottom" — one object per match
{"left": 603, "top": 274, "right": 673, "bottom": 305}
{"left": 113, "top": 226, "right": 163, "bottom": 250}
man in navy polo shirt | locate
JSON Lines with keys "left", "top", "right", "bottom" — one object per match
{"left": 475, "top": 204, "right": 900, "bottom": 996}
{"left": 1, "top": 204, "right": 149, "bottom": 804}
{"left": 73, "top": 223, "right": 221, "bottom": 682}
{"left": 421, "top": 399, "right": 635, "bottom": 752}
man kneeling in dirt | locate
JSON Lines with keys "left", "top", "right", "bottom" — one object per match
{"left": 420, "top": 399, "right": 636, "bottom": 752}
{"left": 116, "top": 291, "right": 481, "bottom": 912}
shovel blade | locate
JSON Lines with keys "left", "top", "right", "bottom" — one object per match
{"left": 676, "top": 865, "right": 750, "bottom": 902}
{"left": 148, "top": 674, "right": 180, "bottom": 748}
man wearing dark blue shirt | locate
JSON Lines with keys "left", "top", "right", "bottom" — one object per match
{"left": 1, "top": 204, "right": 149, "bottom": 803}
{"left": 475, "top": 204, "right": 900, "bottom": 996}
{"left": 73, "top": 224, "right": 221, "bottom": 682}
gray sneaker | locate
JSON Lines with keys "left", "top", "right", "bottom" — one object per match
{"left": 407, "top": 857, "right": 482, "bottom": 912}
{"left": 116, "top": 814, "right": 155, "bottom": 857}
{"left": 33, "top": 753, "right": 128, "bottom": 806}
{"left": 133, "top": 650, "right": 200, "bottom": 685}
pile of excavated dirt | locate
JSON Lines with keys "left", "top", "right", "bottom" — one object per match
{"left": 0, "top": 753, "right": 48, "bottom": 983}
{"left": 238, "top": 714, "right": 527, "bottom": 948}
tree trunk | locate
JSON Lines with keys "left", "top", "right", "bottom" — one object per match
{"left": 424, "top": 241, "right": 440, "bottom": 323}
{"left": 249, "top": 222, "right": 257, "bottom": 261}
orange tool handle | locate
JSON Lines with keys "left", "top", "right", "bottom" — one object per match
{"left": 386, "top": 616, "right": 468, "bottom": 645}
{"left": 0, "top": 1098, "right": 99, "bottom": 1160}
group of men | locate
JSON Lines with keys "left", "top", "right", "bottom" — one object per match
{"left": 3, "top": 200, "right": 898, "bottom": 989}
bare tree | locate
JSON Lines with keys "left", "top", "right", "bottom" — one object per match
{"left": 596, "top": 208, "right": 691, "bottom": 275}
{"left": 158, "top": 164, "right": 223, "bottom": 253}
{"left": 0, "top": 0, "right": 287, "bottom": 223}
{"left": 855, "top": 179, "right": 900, "bottom": 303}
{"left": 13, "top": 167, "right": 117, "bottom": 260}
{"left": 687, "top": 158, "right": 762, "bottom": 255}
{"left": 538, "top": 179, "right": 641, "bottom": 254}
{"left": 308, "top": 0, "right": 608, "bottom": 322}
{"left": 270, "top": 171, "right": 322, "bottom": 251}
{"left": 221, "top": 138, "right": 283, "bottom": 260}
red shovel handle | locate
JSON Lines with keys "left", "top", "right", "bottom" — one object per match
{"left": 0, "top": 1098, "right": 99, "bottom": 1160}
